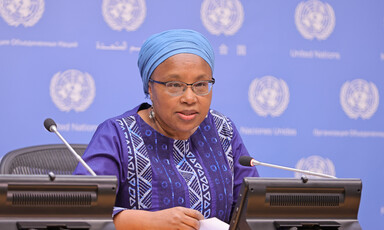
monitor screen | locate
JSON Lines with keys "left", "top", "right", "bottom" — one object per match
{"left": 229, "top": 177, "right": 362, "bottom": 230}
{"left": 0, "top": 174, "right": 117, "bottom": 230}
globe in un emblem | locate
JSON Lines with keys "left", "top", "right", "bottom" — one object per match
{"left": 201, "top": 0, "right": 244, "bottom": 36}
{"left": 102, "top": 0, "right": 146, "bottom": 32}
{"left": 248, "top": 76, "right": 289, "bottom": 117}
{"left": 50, "top": 70, "right": 96, "bottom": 112}
{"left": 295, "top": 0, "right": 335, "bottom": 40}
{"left": 0, "top": 0, "right": 44, "bottom": 27}
{"left": 340, "top": 79, "right": 379, "bottom": 120}
{"left": 295, "top": 155, "right": 336, "bottom": 179}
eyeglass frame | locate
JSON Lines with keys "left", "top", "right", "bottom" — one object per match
{"left": 149, "top": 78, "right": 215, "bottom": 96}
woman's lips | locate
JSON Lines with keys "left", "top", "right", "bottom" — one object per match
{"left": 177, "top": 111, "right": 198, "bottom": 121}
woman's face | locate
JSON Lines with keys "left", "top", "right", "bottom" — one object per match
{"left": 148, "top": 53, "right": 213, "bottom": 140}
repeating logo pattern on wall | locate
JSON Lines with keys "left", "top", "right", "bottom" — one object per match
{"left": 201, "top": 0, "right": 244, "bottom": 36}
{"left": 295, "top": 0, "right": 335, "bottom": 40}
{"left": 248, "top": 76, "right": 289, "bottom": 117}
{"left": 102, "top": 0, "right": 146, "bottom": 32}
{"left": 0, "top": 0, "right": 44, "bottom": 27}
{"left": 50, "top": 69, "right": 96, "bottom": 112}
{"left": 340, "top": 79, "right": 379, "bottom": 120}
{"left": 295, "top": 155, "right": 336, "bottom": 178}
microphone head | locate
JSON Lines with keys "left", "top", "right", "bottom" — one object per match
{"left": 239, "top": 156, "right": 254, "bottom": 167}
{"left": 44, "top": 118, "right": 57, "bottom": 132}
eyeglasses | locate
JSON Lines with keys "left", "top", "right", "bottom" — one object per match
{"left": 149, "top": 78, "right": 215, "bottom": 96}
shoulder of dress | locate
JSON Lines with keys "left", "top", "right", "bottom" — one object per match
{"left": 97, "top": 104, "right": 143, "bottom": 130}
{"left": 209, "top": 108, "right": 227, "bottom": 119}
{"left": 209, "top": 109, "right": 231, "bottom": 123}
{"left": 209, "top": 109, "right": 234, "bottom": 139}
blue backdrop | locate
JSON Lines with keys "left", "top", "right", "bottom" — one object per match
{"left": 1, "top": 0, "right": 383, "bottom": 228}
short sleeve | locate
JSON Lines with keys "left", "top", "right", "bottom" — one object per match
{"left": 73, "top": 119, "right": 128, "bottom": 217}
{"left": 73, "top": 119, "right": 125, "bottom": 187}
{"left": 231, "top": 122, "right": 259, "bottom": 209}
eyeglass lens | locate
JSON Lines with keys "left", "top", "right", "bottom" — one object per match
{"left": 166, "top": 81, "right": 212, "bottom": 96}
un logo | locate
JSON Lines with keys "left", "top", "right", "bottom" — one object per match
{"left": 248, "top": 76, "right": 289, "bottom": 117}
{"left": 50, "top": 70, "right": 96, "bottom": 112}
{"left": 102, "top": 0, "right": 146, "bottom": 32}
{"left": 295, "top": 0, "right": 335, "bottom": 40}
{"left": 201, "top": 0, "right": 244, "bottom": 36}
{"left": 0, "top": 0, "right": 44, "bottom": 27}
{"left": 340, "top": 79, "right": 379, "bottom": 120}
{"left": 295, "top": 155, "right": 336, "bottom": 179}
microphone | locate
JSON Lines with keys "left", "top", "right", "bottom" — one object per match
{"left": 239, "top": 156, "right": 337, "bottom": 179}
{"left": 44, "top": 118, "right": 97, "bottom": 176}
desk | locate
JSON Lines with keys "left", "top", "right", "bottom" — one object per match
{"left": 0, "top": 219, "right": 116, "bottom": 230}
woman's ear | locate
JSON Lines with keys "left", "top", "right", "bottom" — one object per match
{"left": 148, "top": 82, "right": 153, "bottom": 101}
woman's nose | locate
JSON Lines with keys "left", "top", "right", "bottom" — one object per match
{"left": 180, "top": 86, "right": 198, "bottom": 104}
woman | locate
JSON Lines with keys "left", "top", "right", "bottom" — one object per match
{"left": 74, "top": 29, "right": 258, "bottom": 230}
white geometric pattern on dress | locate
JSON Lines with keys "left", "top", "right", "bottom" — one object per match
{"left": 210, "top": 110, "right": 234, "bottom": 171}
{"left": 173, "top": 140, "right": 211, "bottom": 217}
{"left": 210, "top": 110, "right": 234, "bottom": 193}
{"left": 120, "top": 116, "right": 152, "bottom": 210}
{"left": 117, "top": 118, "right": 137, "bottom": 208}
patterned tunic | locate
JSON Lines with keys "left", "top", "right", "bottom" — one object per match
{"left": 74, "top": 103, "right": 258, "bottom": 223}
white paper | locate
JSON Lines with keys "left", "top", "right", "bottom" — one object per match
{"left": 199, "top": 217, "right": 229, "bottom": 230}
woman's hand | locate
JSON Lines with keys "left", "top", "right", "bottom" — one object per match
{"left": 152, "top": 207, "right": 205, "bottom": 229}
{"left": 114, "top": 206, "right": 205, "bottom": 230}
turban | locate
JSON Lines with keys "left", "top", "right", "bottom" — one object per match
{"left": 138, "top": 29, "right": 215, "bottom": 95}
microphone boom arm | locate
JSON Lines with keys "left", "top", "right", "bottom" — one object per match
{"left": 50, "top": 125, "right": 97, "bottom": 176}
{"left": 252, "top": 159, "right": 336, "bottom": 179}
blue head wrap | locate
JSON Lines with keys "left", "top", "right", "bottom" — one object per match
{"left": 138, "top": 29, "right": 215, "bottom": 95}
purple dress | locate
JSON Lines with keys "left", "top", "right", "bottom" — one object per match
{"left": 74, "top": 103, "right": 258, "bottom": 223}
